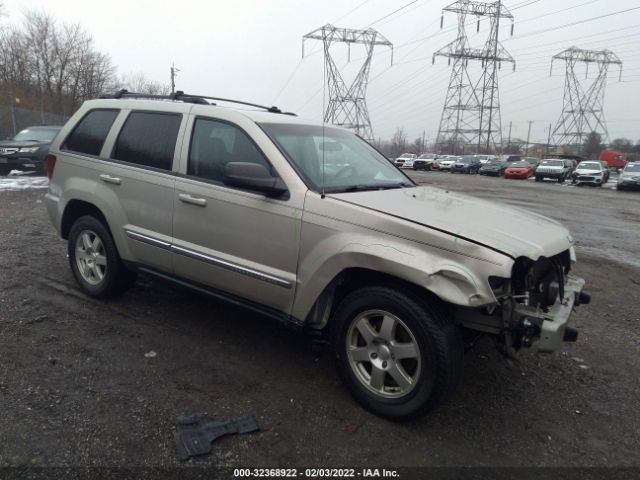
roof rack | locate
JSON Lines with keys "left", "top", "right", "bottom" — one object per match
{"left": 98, "top": 89, "right": 296, "bottom": 115}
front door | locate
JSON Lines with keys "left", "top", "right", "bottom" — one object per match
{"left": 171, "top": 116, "right": 303, "bottom": 315}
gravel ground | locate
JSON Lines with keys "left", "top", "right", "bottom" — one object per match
{"left": 0, "top": 173, "right": 639, "bottom": 470}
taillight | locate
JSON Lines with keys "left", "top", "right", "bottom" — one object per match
{"left": 46, "top": 154, "right": 56, "bottom": 179}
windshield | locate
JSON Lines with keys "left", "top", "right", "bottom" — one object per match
{"left": 578, "top": 162, "right": 602, "bottom": 170}
{"left": 260, "top": 123, "right": 413, "bottom": 193}
{"left": 624, "top": 164, "right": 640, "bottom": 173}
{"left": 12, "top": 128, "right": 58, "bottom": 142}
{"left": 399, "top": 153, "right": 415, "bottom": 159}
{"left": 418, "top": 154, "right": 434, "bottom": 159}
{"left": 540, "top": 160, "right": 564, "bottom": 167}
{"left": 457, "top": 158, "right": 471, "bottom": 164}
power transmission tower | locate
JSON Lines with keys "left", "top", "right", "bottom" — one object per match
{"left": 550, "top": 47, "right": 622, "bottom": 151}
{"left": 433, "top": 1, "right": 515, "bottom": 155}
{"left": 303, "top": 24, "right": 393, "bottom": 141}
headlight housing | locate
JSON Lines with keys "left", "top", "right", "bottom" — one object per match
{"left": 18, "top": 146, "right": 40, "bottom": 153}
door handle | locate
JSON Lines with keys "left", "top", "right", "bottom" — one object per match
{"left": 178, "top": 193, "right": 207, "bottom": 207}
{"left": 99, "top": 174, "right": 121, "bottom": 185}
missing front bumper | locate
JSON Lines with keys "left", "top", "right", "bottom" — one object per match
{"left": 512, "top": 275, "right": 586, "bottom": 353}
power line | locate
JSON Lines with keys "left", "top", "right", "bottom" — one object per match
{"left": 504, "top": 6, "right": 640, "bottom": 42}
{"left": 333, "top": 0, "right": 371, "bottom": 24}
{"left": 365, "top": 0, "right": 419, "bottom": 28}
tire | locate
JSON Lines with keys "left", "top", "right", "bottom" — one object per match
{"left": 0, "top": 164, "right": 10, "bottom": 176}
{"left": 68, "top": 215, "right": 136, "bottom": 298}
{"left": 331, "top": 286, "right": 463, "bottom": 420}
{"left": 535, "top": 176, "right": 542, "bottom": 182}
{"left": 558, "top": 175, "right": 565, "bottom": 184}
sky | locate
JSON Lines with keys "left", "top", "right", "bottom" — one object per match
{"left": 3, "top": 0, "right": 640, "bottom": 145}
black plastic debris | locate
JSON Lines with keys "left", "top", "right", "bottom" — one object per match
{"left": 173, "top": 413, "right": 260, "bottom": 461}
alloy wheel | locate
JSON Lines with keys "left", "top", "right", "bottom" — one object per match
{"left": 346, "top": 310, "right": 421, "bottom": 398}
{"left": 75, "top": 229, "right": 107, "bottom": 285}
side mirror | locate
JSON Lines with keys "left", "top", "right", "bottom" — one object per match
{"left": 223, "top": 162, "right": 288, "bottom": 198}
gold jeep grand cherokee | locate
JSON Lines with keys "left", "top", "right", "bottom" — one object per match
{"left": 44, "top": 91, "right": 590, "bottom": 420}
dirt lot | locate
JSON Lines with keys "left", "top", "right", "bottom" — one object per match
{"left": 0, "top": 173, "right": 639, "bottom": 470}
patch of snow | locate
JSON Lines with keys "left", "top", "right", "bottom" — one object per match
{"left": 0, "top": 175, "right": 49, "bottom": 191}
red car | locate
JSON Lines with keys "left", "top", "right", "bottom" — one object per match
{"left": 504, "top": 161, "right": 534, "bottom": 179}
{"left": 599, "top": 150, "right": 627, "bottom": 171}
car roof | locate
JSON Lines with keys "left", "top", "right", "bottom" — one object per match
{"left": 80, "top": 98, "right": 335, "bottom": 129}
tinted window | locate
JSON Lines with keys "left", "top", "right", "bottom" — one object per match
{"left": 64, "top": 109, "right": 118, "bottom": 156}
{"left": 112, "top": 112, "right": 182, "bottom": 170}
{"left": 188, "top": 118, "right": 271, "bottom": 183}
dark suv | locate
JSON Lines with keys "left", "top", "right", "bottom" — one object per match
{"left": 0, "top": 125, "right": 62, "bottom": 175}
{"left": 451, "top": 155, "right": 481, "bottom": 174}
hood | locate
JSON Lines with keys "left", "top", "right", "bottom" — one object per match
{"left": 0, "top": 140, "right": 46, "bottom": 148}
{"left": 330, "top": 186, "right": 572, "bottom": 261}
{"left": 576, "top": 168, "right": 602, "bottom": 174}
{"left": 481, "top": 164, "right": 501, "bottom": 170}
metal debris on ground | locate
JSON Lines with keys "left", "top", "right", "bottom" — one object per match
{"left": 173, "top": 413, "right": 260, "bottom": 461}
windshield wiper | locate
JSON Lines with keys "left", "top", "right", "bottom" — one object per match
{"left": 338, "top": 182, "right": 410, "bottom": 193}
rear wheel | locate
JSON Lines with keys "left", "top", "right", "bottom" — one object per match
{"left": 68, "top": 215, "right": 136, "bottom": 298}
{"left": 535, "top": 175, "right": 542, "bottom": 182}
{"left": 332, "top": 286, "right": 463, "bottom": 420}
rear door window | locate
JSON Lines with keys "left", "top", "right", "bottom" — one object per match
{"left": 112, "top": 112, "right": 182, "bottom": 171}
{"left": 63, "top": 109, "right": 119, "bottom": 156}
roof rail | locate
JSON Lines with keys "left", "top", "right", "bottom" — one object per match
{"left": 98, "top": 89, "right": 296, "bottom": 115}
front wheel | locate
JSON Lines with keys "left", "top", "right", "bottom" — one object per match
{"left": 68, "top": 215, "right": 136, "bottom": 298}
{"left": 332, "top": 286, "right": 463, "bottom": 420}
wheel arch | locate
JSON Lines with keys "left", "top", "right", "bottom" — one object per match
{"left": 61, "top": 199, "right": 111, "bottom": 240}
{"left": 303, "top": 267, "right": 452, "bottom": 331}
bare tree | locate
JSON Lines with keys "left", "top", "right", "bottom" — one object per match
{"left": 0, "top": 9, "right": 116, "bottom": 116}
{"left": 117, "top": 71, "right": 171, "bottom": 95}
{"left": 390, "top": 127, "right": 408, "bottom": 158}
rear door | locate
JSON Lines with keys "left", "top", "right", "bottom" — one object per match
{"left": 93, "top": 107, "right": 187, "bottom": 272}
{"left": 171, "top": 114, "right": 304, "bottom": 315}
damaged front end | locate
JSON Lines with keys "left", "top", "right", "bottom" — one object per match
{"left": 458, "top": 248, "right": 590, "bottom": 354}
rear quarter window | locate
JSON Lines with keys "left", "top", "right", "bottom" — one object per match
{"left": 63, "top": 109, "right": 119, "bottom": 156}
{"left": 112, "top": 112, "right": 182, "bottom": 171}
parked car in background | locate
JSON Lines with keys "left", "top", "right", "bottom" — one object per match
{"left": 598, "top": 161, "right": 611, "bottom": 183}
{"left": 535, "top": 158, "right": 572, "bottom": 183}
{"left": 413, "top": 153, "right": 436, "bottom": 171}
{"left": 479, "top": 159, "right": 507, "bottom": 176}
{"left": 437, "top": 156, "right": 458, "bottom": 172}
{"left": 502, "top": 155, "right": 524, "bottom": 163}
{"left": 571, "top": 161, "right": 607, "bottom": 187}
{"left": 524, "top": 157, "right": 539, "bottom": 170}
{"left": 394, "top": 153, "right": 417, "bottom": 169}
{"left": 600, "top": 150, "right": 627, "bottom": 172}
{"left": 451, "top": 155, "right": 481, "bottom": 174}
{"left": 617, "top": 162, "right": 640, "bottom": 191}
{"left": 504, "top": 161, "right": 534, "bottom": 179}
{"left": 474, "top": 154, "right": 497, "bottom": 165}
{"left": 0, "top": 125, "right": 62, "bottom": 175}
